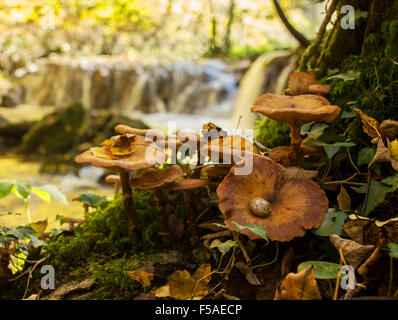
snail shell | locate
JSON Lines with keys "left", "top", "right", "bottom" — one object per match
{"left": 249, "top": 197, "right": 271, "bottom": 217}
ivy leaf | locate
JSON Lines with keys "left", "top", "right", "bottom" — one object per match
{"left": 356, "top": 181, "right": 394, "bottom": 216}
{"left": 0, "top": 180, "right": 14, "bottom": 198}
{"left": 304, "top": 140, "right": 355, "bottom": 159}
{"left": 381, "top": 174, "right": 398, "bottom": 191}
{"left": 312, "top": 208, "right": 348, "bottom": 236}
{"left": 357, "top": 147, "right": 375, "bottom": 166}
{"left": 232, "top": 221, "right": 269, "bottom": 242}
{"left": 209, "top": 239, "right": 238, "bottom": 256}
{"left": 297, "top": 261, "right": 343, "bottom": 279}
{"left": 27, "top": 235, "right": 47, "bottom": 248}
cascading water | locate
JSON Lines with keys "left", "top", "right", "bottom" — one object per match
{"left": 16, "top": 56, "right": 238, "bottom": 115}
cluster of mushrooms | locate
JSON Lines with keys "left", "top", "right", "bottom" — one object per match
{"left": 74, "top": 71, "right": 340, "bottom": 246}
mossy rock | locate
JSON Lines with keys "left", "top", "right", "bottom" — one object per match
{"left": 20, "top": 103, "right": 85, "bottom": 155}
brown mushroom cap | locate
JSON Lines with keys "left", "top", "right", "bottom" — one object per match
{"left": 267, "top": 146, "right": 295, "bottom": 167}
{"left": 114, "top": 124, "right": 166, "bottom": 142}
{"left": 163, "top": 179, "right": 208, "bottom": 191}
{"left": 216, "top": 156, "right": 328, "bottom": 241}
{"left": 130, "top": 165, "right": 183, "bottom": 190}
{"left": 75, "top": 135, "right": 166, "bottom": 171}
{"left": 251, "top": 93, "right": 341, "bottom": 127}
{"left": 201, "top": 164, "right": 232, "bottom": 179}
{"left": 200, "top": 136, "right": 260, "bottom": 164}
{"left": 105, "top": 175, "right": 121, "bottom": 184}
{"left": 288, "top": 72, "right": 332, "bottom": 96}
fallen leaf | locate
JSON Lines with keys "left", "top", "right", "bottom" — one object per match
{"left": 281, "top": 247, "right": 295, "bottom": 277}
{"left": 234, "top": 261, "right": 263, "bottom": 286}
{"left": 90, "top": 146, "right": 114, "bottom": 159}
{"left": 154, "top": 285, "right": 171, "bottom": 299}
{"left": 329, "top": 234, "right": 374, "bottom": 269}
{"left": 274, "top": 265, "right": 322, "bottom": 300}
{"left": 162, "top": 264, "right": 212, "bottom": 300}
{"left": 28, "top": 219, "right": 48, "bottom": 239}
{"left": 337, "top": 185, "right": 351, "bottom": 211}
{"left": 126, "top": 270, "right": 154, "bottom": 287}
{"left": 357, "top": 247, "right": 381, "bottom": 279}
{"left": 354, "top": 108, "right": 381, "bottom": 139}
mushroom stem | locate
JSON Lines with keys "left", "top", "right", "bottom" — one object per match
{"left": 183, "top": 190, "right": 199, "bottom": 246}
{"left": 83, "top": 204, "right": 89, "bottom": 215}
{"left": 290, "top": 125, "right": 304, "bottom": 167}
{"left": 118, "top": 169, "right": 139, "bottom": 230}
{"left": 153, "top": 189, "right": 171, "bottom": 247}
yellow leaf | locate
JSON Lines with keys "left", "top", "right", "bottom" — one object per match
{"left": 388, "top": 139, "right": 398, "bottom": 161}
{"left": 154, "top": 285, "right": 170, "bottom": 298}
{"left": 274, "top": 265, "right": 321, "bottom": 300}
{"left": 354, "top": 108, "right": 381, "bottom": 139}
{"left": 337, "top": 185, "right": 351, "bottom": 211}
{"left": 164, "top": 264, "right": 212, "bottom": 300}
{"left": 29, "top": 219, "right": 48, "bottom": 239}
{"left": 100, "top": 134, "right": 137, "bottom": 156}
{"left": 125, "top": 270, "right": 154, "bottom": 287}
{"left": 90, "top": 147, "right": 114, "bottom": 159}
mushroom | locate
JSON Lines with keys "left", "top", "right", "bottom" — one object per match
{"left": 200, "top": 135, "right": 260, "bottom": 166}
{"left": 163, "top": 178, "right": 209, "bottom": 245}
{"left": 75, "top": 134, "right": 166, "bottom": 230}
{"left": 216, "top": 156, "right": 328, "bottom": 242}
{"left": 105, "top": 175, "right": 121, "bottom": 195}
{"left": 130, "top": 165, "right": 184, "bottom": 246}
{"left": 251, "top": 93, "right": 341, "bottom": 166}
{"left": 61, "top": 217, "right": 85, "bottom": 232}
{"left": 288, "top": 72, "right": 332, "bottom": 96}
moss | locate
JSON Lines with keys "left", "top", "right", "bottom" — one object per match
{"left": 20, "top": 103, "right": 86, "bottom": 155}
{"left": 254, "top": 116, "right": 290, "bottom": 148}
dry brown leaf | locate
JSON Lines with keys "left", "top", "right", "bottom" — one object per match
{"left": 282, "top": 167, "right": 318, "bottom": 180}
{"left": 154, "top": 285, "right": 171, "bottom": 299}
{"left": 357, "top": 247, "right": 381, "bottom": 279}
{"left": 90, "top": 146, "right": 114, "bottom": 159}
{"left": 329, "top": 234, "right": 374, "bottom": 269}
{"left": 274, "top": 264, "right": 321, "bottom": 300}
{"left": 234, "top": 261, "right": 263, "bottom": 286}
{"left": 126, "top": 270, "right": 154, "bottom": 287}
{"left": 281, "top": 247, "right": 295, "bottom": 277}
{"left": 354, "top": 108, "right": 381, "bottom": 139}
{"left": 344, "top": 215, "right": 398, "bottom": 246}
{"left": 337, "top": 185, "right": 351, "bottom": 211}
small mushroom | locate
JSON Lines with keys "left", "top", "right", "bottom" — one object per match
{"left": 105, "top": 175, "right": 121, "bottom": 195}
{"left": 217, "top": 156, "right": 328, "bottom": 242}
{"left": 130, "top": 165, "right": 184, "bottom": 246}
{"left": 288, "top": 72, "right": 332, "bottom": 96}
{"left": 251, "top": 93, "right": 341, "bottom": 166}
{"left": 61, "top": 217, "right": 84, "bottom": 232}
{"left": 75, "top": 134, "right": 166, "bottom": 230}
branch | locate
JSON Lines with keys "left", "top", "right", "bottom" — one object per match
{"left": 299, "top": 0, "right": 338, "bottom": 70}
{"left": 272, "top": 0, "right": 310, "bottom": 48}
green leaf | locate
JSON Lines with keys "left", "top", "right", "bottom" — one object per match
{"left": 27, "top": 235, "right": 47, "bottom": 248}
{"left": 305, "top": 140, "right": 356, "bottom": 159}
{"left": 0, "top": 180, "right": 14, "bottom": 198}
{"left": 357, "top": 147, "right": 375, "bottom": 166}
{"left": 77, "top": 192, "right": 106, "bottom": 206}
{"left": 297, "top": 261, "right": 343, "bottom": 279}
{"left": 209, "top": 239, "right": 238, "bottom": 256}
{"left": 301, "top": 123, "right": 329, "bottom": 140}
{"left": 356, "top": 181, "right": 394, "bottom": 216}
{"left": 32, "top": 187, "right": 51, "bottom": 202}
{"left": 232, "top": 221, "right": 269, "bottom": 242}
{"left": 1, "top": 225, "right": 36, "bottom": 239}
{"left": 37, "top": 185, "right": 68, "bottom": 205}
{"left": 312, "top": 208, "right": 348, "bottom": 237}
{"left": 388, "top": 243, "right": 398, "bottom": 259}
{"left": 381, "top": 174, "right": 398, "bottom": 191}
{"left": 327, "top": 70, "right": 360, "bottom": 81}
{"left": 13, "top": 181, "right": 31, "bottom": 200}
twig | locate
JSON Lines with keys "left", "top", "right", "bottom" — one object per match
{"left": 201, "top": 230, "right": 232, "bottom": 240}
{"left": 234, "top": 232, "right": 250, "bottom": 264}
{"left": 320, "top": 173, "right": 366, "bottom": 186}
{"left": 333, "top": 249, "right": 344, "bottom": 300}
{"left": 22, "top": 255, "right": 49, "bottom": 300}
{"left": 361, "top": 168, "right": 372, "bottom": 217}
{"left": 299, "top": 0, "right": 338, "bottom": 70}
{"left": 272, "top": 0, "right": 309, "bottom": 48}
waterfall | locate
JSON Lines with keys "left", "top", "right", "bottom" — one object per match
{"left": 231, "top": 50, "right": 297, "bottom": 129}
{"left": 15, "top": 56, "right": 238, "bottom": 115}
